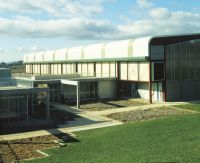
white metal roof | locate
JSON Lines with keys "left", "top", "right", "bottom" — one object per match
{"left": 27, "top": 53, "right": 35, "bottom": 62}
{"left": 105, "top": 40, "right": 133, "bottom": 58}
{"left": 132, "top": 37, "right": 152, "bottom": 57}
{"left": 24, "top": 34, "right": 200, "bottom": 63}
{"left": 84, "top": 43, "right": 105, "bottom": 59}
{"left": 54, "top": 48, "right": 68, "bottom": 61}
{"left": 68, "top": 46, "right": 83, "bottom": 60}
{"left": 43, "top": 50, "right": 55, "bottom": 61}
{"left": 35, "top": 51, "right": 44, "bottom": 62}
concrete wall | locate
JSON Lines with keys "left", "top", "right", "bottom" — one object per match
{"left": 98, "top": 80, "right": 116, "bottom": 99}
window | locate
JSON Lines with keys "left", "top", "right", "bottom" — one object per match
{"left": 153, "top": 63, "right": 164, "bottom": 81}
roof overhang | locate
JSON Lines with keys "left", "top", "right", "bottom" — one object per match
{"left": 150, "top": 33, "right": 200, "bottom": 45}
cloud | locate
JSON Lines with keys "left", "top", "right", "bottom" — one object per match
{"left": 136, "top": 0, "right": 153, "bottom": 8}
{"left": 0, "top": 0, "right": 112, "bottom": 18}
{"left": 119, "top": 9, "right": 200, "bottom": 38}
{"left": 0, "top": 1, "right": 199, "bottom": 40}
{"left": 0, "top": 16, "right": 118, "bottom": 39}
{"left": 149, "top": 7, "right": 171, "bottom": 19}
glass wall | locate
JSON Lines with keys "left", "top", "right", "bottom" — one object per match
{"left": 63, "top": 81, "right": 98, "bottom": 102}
{"left": 0, "top": 95, "right": 28, "bottom": 122}
{"left": 166, "top": 39, "right": 200, "bottom": 81}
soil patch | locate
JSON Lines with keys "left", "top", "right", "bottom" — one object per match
{"left": 78, "top": 98, "right": 149, "bottom": 111}
{"left": 107, "top": 106, "right": 192, "bottom": 123}
{"left": 0, "top": 133, "right": 78, "bottom": 163}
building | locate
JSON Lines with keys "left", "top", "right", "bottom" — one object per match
{"left": 0, "top": 68, "right": 50, "bottom": 123}
{"left": 21, "top": 33, "right": 200, "bottom": 107}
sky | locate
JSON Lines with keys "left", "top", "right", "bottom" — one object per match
{"left": 0, "top": 0, "right": 200, "bottom": 62}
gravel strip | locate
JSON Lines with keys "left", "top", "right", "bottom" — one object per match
{"left": 107, "top": 106, "right": 192, "bottom": 123}
{"left": 78, "top": 99, "right": 149, "bottom": 111}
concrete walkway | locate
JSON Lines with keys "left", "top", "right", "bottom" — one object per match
{"left": 0, "top": 101, "right": 197, "bottom": 141}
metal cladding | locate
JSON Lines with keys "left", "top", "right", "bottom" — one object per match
{"left": 24, "top": 37, "right": 152, "bottom": 63}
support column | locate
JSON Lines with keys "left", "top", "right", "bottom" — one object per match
{"left": 77, "top": 82, "right": 80, "bottom": 109}
{"left": 46, "top": 91, "right": 50, "bottom": 120}
{"left": 149, "top": 61, "right": 152, "bottom": 104}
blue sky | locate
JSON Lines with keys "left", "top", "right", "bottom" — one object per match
{"left": 0, "top": 0, "right": 200, "bottom": 62}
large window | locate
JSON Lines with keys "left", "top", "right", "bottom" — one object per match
{"left": 63, "top": 81, "right": 98, "bottom": 102}
{"left": 153, "top": 63, "right": 164, "bottom": 81}
{"left": 166, "top": 39, "right": 200, "bottom": 81}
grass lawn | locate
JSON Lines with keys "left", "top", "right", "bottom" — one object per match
{"left": 26, "top": 109, "right": 200, "bottom": 163}
{"left": 175, "top": 103, "right": 200, "bottom": 112}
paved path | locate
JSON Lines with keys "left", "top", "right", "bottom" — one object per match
{"left": 0, "top": 101, "right": 197, "bottom": 141}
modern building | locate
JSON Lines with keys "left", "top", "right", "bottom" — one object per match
{"left": 0, "top": 68, "right": 50, "bottom": 123}
{"left": 20, "top": 33, "right": 200, "bottom": 107}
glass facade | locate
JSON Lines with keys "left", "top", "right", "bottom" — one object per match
{"left": 63, "top": 81, "right": 98, "bottom": 102}
{"left": 0, "top": 95, "right": 28, "bottom": 122}
{"left": 166, "top": 39, "right": 200, "bottom": 81}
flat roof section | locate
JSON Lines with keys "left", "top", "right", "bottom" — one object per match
{"left": 150, "top": 33, "right": 200, "bottom": 45}
{"left": 0, "top": 86, "right": 49, "bottom": 95}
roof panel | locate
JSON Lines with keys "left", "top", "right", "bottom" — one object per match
{"left": 43, "top": 50, "right": 55, "bottom": 61}
{"left": 68, "top": 46, "right": 83, "bottom": 60}
{"left": 84, "top": 43, "right": 104, "bottom": 59}
{"left": 54, "top": 48, "right": 68, "bottom": 61}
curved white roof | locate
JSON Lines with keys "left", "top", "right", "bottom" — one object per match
{"left": 84, "top": 43, "right": 105, "bottom": 59}
{"left": 54, "top": 48, "right": 68, "bottom": 61}
{"left": 35, "top": 51, "right": 44, "bottom": 62}
{"left": 24, "top": 36, "right": 157, "bottom": 62}
{"left": 27, "top": 53, "right": 35, "bottom": 62}
{"left": 105, "top": 40, "right": 133, "bottom": 58}
{"left": 23, "top": 54, "right": 28, "bottom": 62}
{"left": 68, "top": 46, "right": 83, "bottom": 60}
{"left": 43, "top": 50, "right": 55, "bottom": 61}
{"left": 132, "top": 36, "right": 152, "bottom": 57}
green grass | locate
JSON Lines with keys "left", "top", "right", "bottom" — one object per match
{"left": 175, "top": 103, "right": 200, "bottom": 112}
{"left": 26, "top": 111, "right": 200, "bottom": 163}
